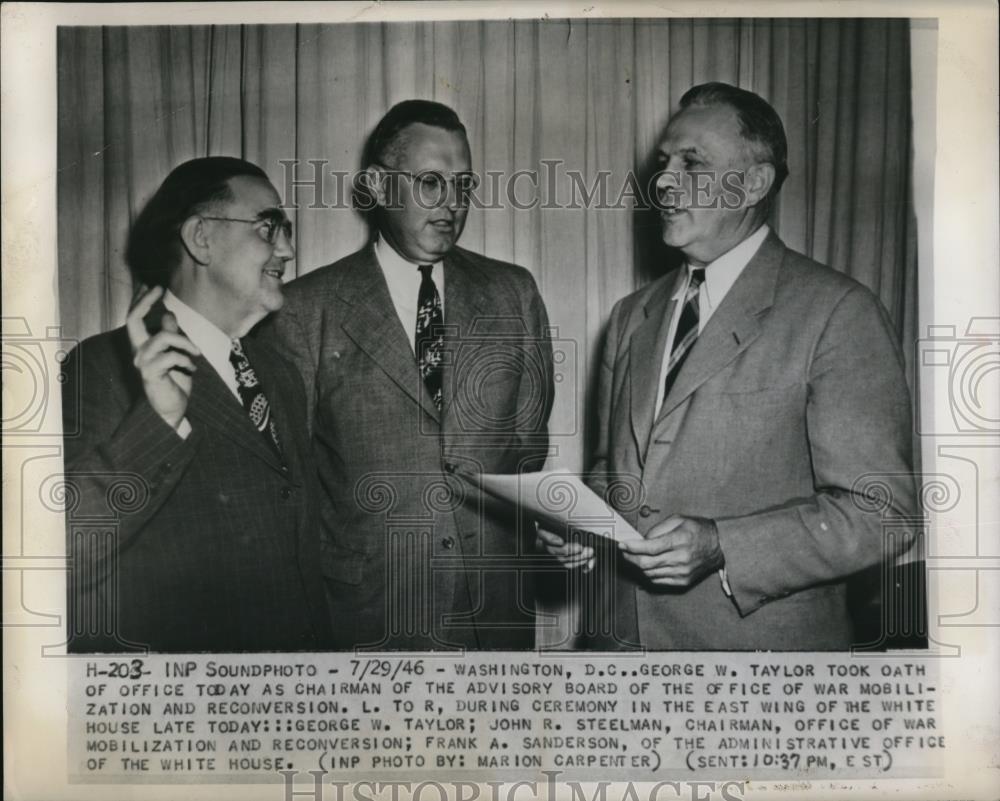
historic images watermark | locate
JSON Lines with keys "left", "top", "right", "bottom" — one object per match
{"left": 278, "top": 160, "right": 756, "bottom": 214}
{"left": 277, "top": 772, "right": 747, "bottom": 801}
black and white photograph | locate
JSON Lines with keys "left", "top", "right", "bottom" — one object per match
{"left": 57, "top": 15, "right": 925, "bottom": 654}
{"left": 3, "top": 2, "right": 998, "bottom": 799}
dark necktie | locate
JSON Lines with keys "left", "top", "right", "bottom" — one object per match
{"left": 229, "top": 338, "right": 283, "bottom": 459}
{"left": 415, "top": 263, "right": 444, "bottom": 411}
{"left": 662, "top": 267, "right": 706, "bottom": 402}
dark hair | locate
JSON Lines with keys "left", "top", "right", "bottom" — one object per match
{"left": 362, "top": 99, "right": 467, "bottom": 170}
{"left": 679, "top": 82, "right": 789, "bottom": 197}
{"left": 125, "top": 156, "right": 269, "bottom": 288}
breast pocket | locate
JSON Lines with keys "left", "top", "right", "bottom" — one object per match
{"left": 707, "top": 383, "right": 812, "bottom": 498}
{"left": 720, "top": 385, "right": 804, "bottom": 445}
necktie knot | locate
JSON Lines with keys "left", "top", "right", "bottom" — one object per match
{"left": 229, "top": 339, "right": 259, "bottom": 388}
{"left": 689, "top": 267, "right": 705, "bottom": 289}
{"left": 418, "top": 263, "right": 434, "bottom": 279}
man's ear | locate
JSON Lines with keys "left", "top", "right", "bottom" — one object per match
{"left": 744, "top": 162, "right": 776, "bottom": 208}
{"left": 179, "top": 215, "right": 211, "bottom": 265}
{"left": 363, "top": 165, "right": 390, "bottom": 209}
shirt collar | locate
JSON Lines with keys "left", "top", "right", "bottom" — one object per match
{"left": 162, "top": 289, "right": 234, "bottom": 367}
{"left": 671, "top": 224, "right": 770, "bottom": 303}
{"left": 374, "top": 236, "right": 442, "bottom": 277}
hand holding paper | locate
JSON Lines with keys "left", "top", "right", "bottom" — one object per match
{"left": 535, "top": 526, "right": 595, "bottom": 571}
{"left": 618, "top": 514, "right": 723, "bottom": 587}
{"left": 462, "top": 470, "right": 643, "bottom": 544}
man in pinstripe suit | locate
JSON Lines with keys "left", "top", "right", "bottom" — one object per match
{"left": 63, "top": 157, "right": 332, "bottom": 652}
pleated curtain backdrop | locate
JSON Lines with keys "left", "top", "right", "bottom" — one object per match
{"left": 57, "top": 18, "right": 917, "bottom": 474}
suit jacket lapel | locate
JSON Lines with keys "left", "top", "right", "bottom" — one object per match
{"left": 629, "top": 275, "right": 679, "bottom": 462}
{"left": 337, "top": 243, "right": 441, "bottom": 423}
{"left": 241, "top": 337, "right": 307, "bottom": 560}
{"left": 242, "top": 338, "right": 299, "bottom": 473}
{"left": 185, "top": 352, "right": 284, "bottom": 470}
{"left": 442, "top": 249, "right": 493, "bottom": 420}
{"left": 656, "top": 231, "right": 783, "bottom": 421}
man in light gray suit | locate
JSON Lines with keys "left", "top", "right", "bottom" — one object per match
{"left": 265, "top": 100, "right": 554, "bottom": 650}
{"left": 541, "top": 82, "right": 917, "bottom": 650}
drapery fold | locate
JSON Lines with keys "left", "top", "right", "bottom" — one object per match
{"left": 57, "top": 18, "right": 918, "bottom": 473}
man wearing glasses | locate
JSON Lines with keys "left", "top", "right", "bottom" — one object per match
{"left": 266, "top": 100, "right": 555, "bottom": 650}
{"left": 62, "top": 157, "right": 332, "bottom": 652}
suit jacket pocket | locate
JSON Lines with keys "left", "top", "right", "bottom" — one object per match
{"left": 717, "top": 385, "right": 804, "bottom": 451}
{"left": 320, "top": 539, "right": 367, "bottom": 586}
{"left": 713, "top": 384, "right": 812, "bottom": 506}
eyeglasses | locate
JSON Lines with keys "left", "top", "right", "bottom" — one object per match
{"left": 201, "top": 215, "right": 293, "bottom": 245}
{"left": 374, "top": 163, "right": 481, "bottom": 206}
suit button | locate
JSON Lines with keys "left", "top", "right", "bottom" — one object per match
{"left": 441, "top": 537, "right": 455, "bottom": 550}
{"left": 280, "top": 487, "right": 292, "bottom": 500}
{"left": 443, "top": 462, "right": 456, "bottom": 474}
{"left": 162, "top": 461, "right": 173, "bottom": 472}
{"left": 639, "top": 505, "right": 653, "bottom": 518}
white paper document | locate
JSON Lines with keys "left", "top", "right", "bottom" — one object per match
{"left": 463, "top": 470, "right": 643, "bottom": 543}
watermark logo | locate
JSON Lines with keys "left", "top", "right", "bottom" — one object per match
{"left": 278, "top": 771, "right": 746, "bottom": 801}
{"left": 915, "top": 317, "right": 1000, "bottom": 436}
{"left": 1, "top": 317, "right": 78, "bottom": 436}
{"left": 278, "top": 160, "right": 754, "bottom": 213}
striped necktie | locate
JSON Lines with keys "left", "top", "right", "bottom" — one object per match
{"left": 415, "top": 263, "right": 444, "bottom": 411}
{"left": 662, "top": 267, "right": 706, "bottom": 402}
{"left": 229, "top": 338, "right": 283, "bottom": 459}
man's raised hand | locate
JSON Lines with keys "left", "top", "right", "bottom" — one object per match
{"left": 125, "top": 286, "right": 200, "bottom": 430}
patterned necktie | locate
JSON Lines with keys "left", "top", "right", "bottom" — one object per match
{"left": 662, "top": 267, "right": 706, "bottom": 402}
{"left": 229, "top": 338, "right": 283, "bottom": 459}
{"left": 415, "top": 263, "right": 445, "bottom": 411}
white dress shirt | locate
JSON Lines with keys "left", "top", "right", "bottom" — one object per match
{"left": 654, "top": 224, "right": 770, "bottom": 416}
{"left": 163, "top": 290, "right": 240, "bottom": 399}
{"left": 161, "top": 290, "right": 241, "bottom": 438}
{"left": 374, "top": 237, "right": 445, "bottom": 354}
